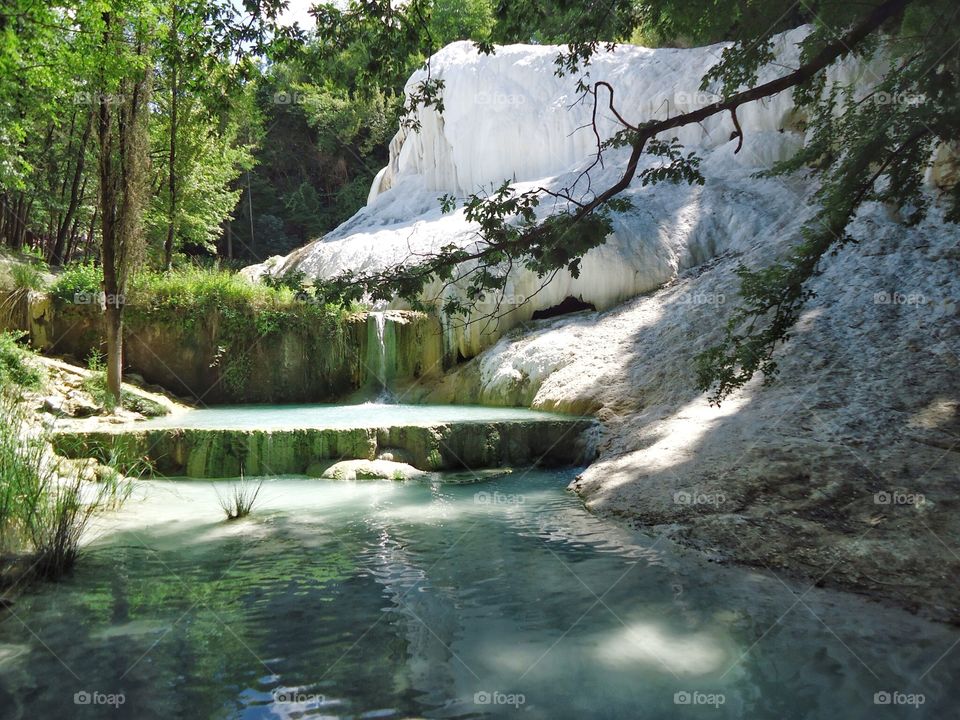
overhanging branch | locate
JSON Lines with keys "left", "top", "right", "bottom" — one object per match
{"left": 578, "top": 0, "right": 911, "bottom": 219}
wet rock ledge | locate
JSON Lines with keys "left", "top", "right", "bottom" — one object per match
{"left": 51, "top": 419, "right": 597, "bottom": 478}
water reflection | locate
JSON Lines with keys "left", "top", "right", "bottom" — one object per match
{"left": 0, "top": 470, "right": 957, "bottom": 719}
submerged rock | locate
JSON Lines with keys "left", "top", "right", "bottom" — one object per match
{"left": 319, "top": 459, "right": 425, "bottom": 481}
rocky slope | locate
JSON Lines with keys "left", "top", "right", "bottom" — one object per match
{"left": 418, "top": 198, "right": 960, "bottom": 621}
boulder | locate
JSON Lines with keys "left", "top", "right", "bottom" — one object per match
{"left": 320, "top": 459, "right": 425, "bottom": 481}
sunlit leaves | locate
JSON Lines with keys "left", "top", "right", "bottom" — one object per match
{"left": 638, "top": 138, "right": 704, "bottom": 187}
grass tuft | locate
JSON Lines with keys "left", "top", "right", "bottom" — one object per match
{"left": 216, "top": 472, "right": 263, "bottom": 521}
{"left": 0, "top": 390, "right": 126, "bottom": 588}
{"left": 11, "top": 263, "right": 44, "bottom": 291}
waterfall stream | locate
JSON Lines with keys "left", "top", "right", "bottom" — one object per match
{"left": 367, "top": 311, "right": 395, "bottom": 400}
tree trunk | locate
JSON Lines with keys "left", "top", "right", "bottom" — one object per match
{"left": 0, "top": 193, "right": 8, "bottom": 246}
{"left": 11, "top": 194, "right": 25, "bottom": 250}
{"left": 51, "top": 111, "right": 93, "bottom": 266}
{"left": 98, "top": 14, "right": 122, "bottom": 403}
{"left": 64, "top": 213, "right": 82, "bottom": 264}
{"left": 84, "top": 205, "right": 98, "bottom": 260}
{"left": 224, "top": 216, "right": 232, "bottom": 259}
{"left": 96, "top": 9, "right": 151, "bottom": 405}
{"left": 104, "top": 303, "right": 123, "bottom": 402}
{"left": 246, "top": 170, "right": 255, "bottom": 257}
{"left": 163, "top": 2, "right": 178, "bottom": 270}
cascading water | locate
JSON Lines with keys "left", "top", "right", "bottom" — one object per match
{"left": 366, "top": 311, "right": 396, "bottom": 400}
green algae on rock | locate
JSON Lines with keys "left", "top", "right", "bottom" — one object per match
{"left": 51, "top": 419, "right": 595, "bottom": 478}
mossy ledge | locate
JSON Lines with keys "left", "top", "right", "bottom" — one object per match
{"left": 0, "top": 287, "right": 450, "bottom": 403}
{"left": 50, "top": 419, "right": 597, "bottom": 477}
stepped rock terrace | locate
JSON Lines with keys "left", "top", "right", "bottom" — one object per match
{"left": 52, "top": 403, "right": 597, "bottom": 478}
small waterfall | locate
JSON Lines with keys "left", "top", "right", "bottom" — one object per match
{"left": 366, "top": 311, "right": 395, "bottom": 401}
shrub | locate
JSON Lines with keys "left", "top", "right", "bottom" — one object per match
{"left": 0, "top": 331, "right": 43, "bottom": 390}
{"left": 0, "top": 391, "right": 121, "bottom": 585}
{"left": 262, "top": 269, "right": 308, "bottom": 293}
{"left": 29, "top": 472, "right": 108, "bottom": 580}
{"left": 50, "top": 262, "right": 103, "bottom": 305}
{"left": 0, "top": 393, "right": 48, "bottom": 559}
{"left": 126, "top": 265, "right": 355, "bottom": 396}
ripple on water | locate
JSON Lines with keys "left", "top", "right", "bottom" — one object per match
{"left": 0, "top": 470, "right": 958, "bottom": 719}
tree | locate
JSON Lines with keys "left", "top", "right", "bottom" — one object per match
{"left": 74, "top": 0, "right": 287, "bottom": 402}
{"left": 0, "top": 0, "right": 96, "bottom": 258}
{"left": 153, "top": 0, "right": 260, "bottom": 267}
{"left": 92, "top": 5, "right": 155, "bottom": 402}
{"left": 225, "top": 0, "right": 499, "bottom": 261}
{"left": 163, "top": 0, "right": 180, "bottom": 270}
{"left": 147, "top": 85, "right": 254, "bottom": 259}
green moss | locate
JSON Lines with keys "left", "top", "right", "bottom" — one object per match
{"left": 124, "top": 267, "right": 357, "bottom": 398}
{"left": 51, "top": 420, "right": 596, "bottom": 478}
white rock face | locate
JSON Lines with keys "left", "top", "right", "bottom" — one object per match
{"left": 249, "top": 28, "right": 883, "bottom": 359}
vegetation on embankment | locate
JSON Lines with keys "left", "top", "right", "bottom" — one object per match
{"left": 2, "top": 261, "right": 449, "bottom": 406}
{"left": 0, "top": 332, "right": 131, "bottom": 596}
{"left": 20, "top": 263, "right": 368, "bottom": 403}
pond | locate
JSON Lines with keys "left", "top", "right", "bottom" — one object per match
{"left": 0, "top": 468, "right": 956, "bottom": 719}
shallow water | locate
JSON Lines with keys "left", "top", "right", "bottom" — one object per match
{"left": 0, "top": 470, "right": 956, "bottom": 719}
{"left": 137, "top": 403, "right": 575, "bottom": 430}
